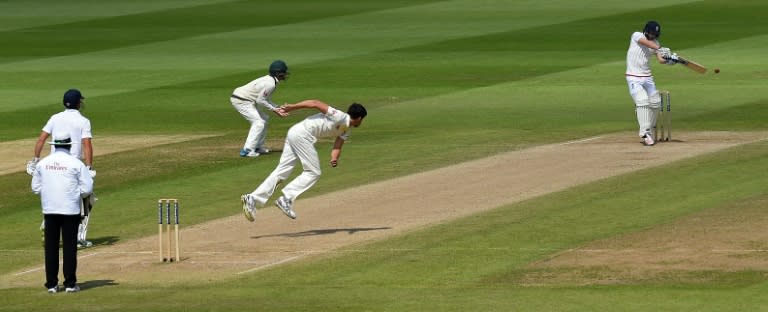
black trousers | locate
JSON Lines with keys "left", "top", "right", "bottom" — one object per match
{"left": 44, "top": 214, "right": 80, "bottom": 289}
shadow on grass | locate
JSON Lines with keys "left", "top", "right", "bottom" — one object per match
{"left": 79, "top": 279, "right": 119, "bottom": 290}
{"left": 91, "top": 236, "right": 120, "bottom": 247}
{"left": 252, "top": 227, "right": 391, "bottom": 239}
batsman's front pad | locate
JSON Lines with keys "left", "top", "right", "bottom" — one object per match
{"left": 649, "top": 91, "right": 662, "bottom": 108}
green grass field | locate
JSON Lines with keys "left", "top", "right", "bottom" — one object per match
{"left": 2, "top": 0, "right": 768, "bottom": 310}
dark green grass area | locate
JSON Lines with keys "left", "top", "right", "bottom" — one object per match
{"left": 406, "top": 0, "right": 768, "bottom": 53}
{"left": 0, "top": 0, "right": 440, "bottom": 62}
{"left": 684, "top": 99, "right": 768, "bottom": 130}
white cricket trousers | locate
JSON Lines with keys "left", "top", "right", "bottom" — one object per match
{"left": 626, "top": 76, "right": 659, "bottom": 137}
{"left": 231, "top": 98, "right": 269, "bottom": 151}
{"left": 250, "top": 124, "right": 321, "bottom": 205}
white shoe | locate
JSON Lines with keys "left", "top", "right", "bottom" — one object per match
{"left": 643, "top": 133, "right": 655, "bottom": 146}
{"left": 65, "top": 285, "right": 80, "bottom": 293}
{"left": 275, "top": 196, "right": 296, "bottom": 219}
{"left": 47, "top": 287, "right": 57, "bottom": 294}
{"left": 241, "top": 194, "right": 256, "bottom": 222}
{"left": 240, "top": 148, "right": 260, "bottom": 157}
{"left": 77, "top": 240, "right": 93, "bottom": 248}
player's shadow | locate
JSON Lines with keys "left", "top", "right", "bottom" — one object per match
{"left": 79, "top": 279, "right": 119, "bottom": 290}
{"left": 252, "top": 227, "right": 391, "bottom": 239}
{"left": 91, "top": 236, "right": 120, "bottom": 246}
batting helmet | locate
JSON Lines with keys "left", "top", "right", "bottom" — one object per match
{"left": 63, "top": 89, "right": 84, "bottom": 109}
{"left": 268, "top": 60, "right": 289, "bottom": 78}
{"left": 643, "top": 21, "right": 661, "bottom": 38}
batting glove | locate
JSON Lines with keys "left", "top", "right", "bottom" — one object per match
{"left": 664, "top": 53, "right": 679, "bottom": 65}
{"left": 657, "top": 47, "right": 672, "bottom": 58}
{"left": 25, "top": 157, "right": 39, "bottom": 175}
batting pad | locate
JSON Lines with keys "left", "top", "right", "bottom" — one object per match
{"left": 648, "top": 91, "right": 662, "bottom": 109}
{"left": 631, "top": 89, "right": 650, "bottom": 107}
{"left": 636, "top": 106, "right": 655, "bottom": 136}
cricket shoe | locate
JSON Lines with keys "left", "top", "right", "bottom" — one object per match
{"left": 239, "top": 149, "right": 260, "bottom": 158}
{"left": 642, "top": 133, "right": 655, "bottom": 146}
{"left": 77, "top": 240, "right": 93, "bottom": 249}
{"left": 275, "top": 196, "right": 296, "bottom": 219}
{"left": 65, "top": 285, "right": 80, "bottom": 293}
{"left": 47, "top": 287, "right": 58, "bottom": 294}
{"left": 241, "top": 194, "right": 256, "bottom": 222}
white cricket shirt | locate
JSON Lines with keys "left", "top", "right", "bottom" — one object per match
{"left": 232, "top": 74, "right": 280, "bottom": 111}
{"left": 31, "top": 150, "right": 94, "bottom": 215}
{"left": 299, "top": 106, "right": 352, "bottom": 140}
{"left": 625, "top": 32, "right": 659, "bottom": 77}
{"left": 42, "top": 109, "right": 92, "bottom": 159}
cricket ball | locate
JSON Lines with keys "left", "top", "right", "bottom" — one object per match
{"left": 714, "top": 68, "right": 720, "bottom": 74}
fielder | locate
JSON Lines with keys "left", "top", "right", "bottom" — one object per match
{"left": 625, "top": 21, "right": 679, "bottom": 146}
{"left": 241, "top": 100, "right": 368, "bottom": 220}
{"left": 231, "top": 60, "right": 290, "bottom": 157}
{"left": 28, "top": 89, "right": 97, "bottom": 248}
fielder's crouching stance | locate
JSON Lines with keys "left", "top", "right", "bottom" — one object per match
{"left": 625, "top": 20, "right": 677, "bottom": 146}
{"left": 241, "top": 100, "right": 367, "bottom": 220}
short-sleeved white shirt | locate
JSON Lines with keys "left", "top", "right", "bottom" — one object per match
{"left": 31, "top": 150, "right": 93, "bottom": 215}
{"left": 626, "top": 32, "right": 659, "bottom": 77}
{"left": 232, "top": 75, "right": 279, "bottom": 110}
{"left": 298, "top": 106, "right": 352, "bottom": 141}
{"left": 42, "top": 109, "right": 92, "bottom": 159}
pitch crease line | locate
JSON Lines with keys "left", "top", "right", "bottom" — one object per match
{"left": 236, "top": 254, "right": 306, "bottom": 275}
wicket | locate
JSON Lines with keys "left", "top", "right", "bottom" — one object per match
{"left": 157, "top": 199, "right": 181, "bottom": 263}
{"left": 654, "top": 90, "right": 672, "bottom": 142}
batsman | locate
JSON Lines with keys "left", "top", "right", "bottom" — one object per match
{"left": 625, "top": 21, "right": 680, "bottom": 146}
{"left": 27, "top": 89, "right": 97, "bottom": 248}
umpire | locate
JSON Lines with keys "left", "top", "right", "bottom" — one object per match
{"left": 31, "top": 136, "right": 93, "bottom": 294}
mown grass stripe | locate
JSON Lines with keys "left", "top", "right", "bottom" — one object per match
{"left": 0, "top": 0, "right": 440, "bottom": 62}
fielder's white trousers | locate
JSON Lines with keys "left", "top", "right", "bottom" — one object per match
{"left": 626, "top": 76, "right": 659, "bottom": 137}
{"left": 250, "top": 125, "right": 321, "bottom": 205}
{"left": 231, "top": 98, "right": 269, "bottom": 151}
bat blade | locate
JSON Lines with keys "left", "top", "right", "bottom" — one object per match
{"left": 677, "top": 55, "right": 707, "bottom": 74}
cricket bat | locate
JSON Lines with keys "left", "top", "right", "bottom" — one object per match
{"left": 676, "top": 55, "right": 707, "bottom": 74}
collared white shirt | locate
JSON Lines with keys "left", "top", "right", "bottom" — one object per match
{"left": 625, "top": 32, "right": 659, "bottom": 77}
{"left": 298, "top": 106, "right": 352, "bottom": 140}
{"left": 31, "top": 149, "right": 93, "bottom": 215}
{"left": 232, "top": 74, "right": 280, "bottom": 111}
{"left": 42, "top": 109, "right": 92, "bottom": 159}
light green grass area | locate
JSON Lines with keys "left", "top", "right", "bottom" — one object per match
{"left": 1, "top": 0, "right": 768, "bottom": 310}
